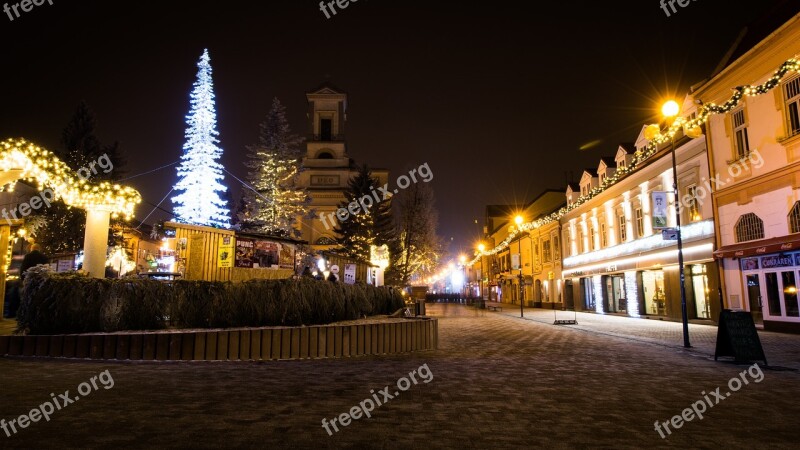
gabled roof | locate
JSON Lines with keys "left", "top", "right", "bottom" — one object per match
{"left": 598, "top": 157, "right": 617, "bottom": 169}
{"left": 566, "top": 182, "right": 580, "bottom": 192}
{"left": 582, "top": 168, "right": 598, "bottom": 177}
{"left": 617, "top": 143, "right": 635, "bottom": 154}
{"left": 307, "top": 81, "right": 347, "bottom": 96}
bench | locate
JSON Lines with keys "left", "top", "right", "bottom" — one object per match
{"left": 485, "top": 302, "right": 503, "bottom": 312}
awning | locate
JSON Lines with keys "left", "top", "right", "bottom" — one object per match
{"left": 714, "top": 234, "right": 800, "bottom": 259}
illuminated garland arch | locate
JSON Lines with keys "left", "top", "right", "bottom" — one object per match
{"left": 0, "top": 138, "right": 141, "bottom": 218}
{"left": 469, "top": 58, "right": 800, "bottom": 265}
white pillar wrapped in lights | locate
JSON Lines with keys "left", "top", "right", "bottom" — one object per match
{"left": 0, "top": 138, "right": 142, "bottom": 280}
{"left": 82, "top": 207, "right": 112, "bottom": 278}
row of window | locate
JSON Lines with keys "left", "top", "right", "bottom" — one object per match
{"left": 731, "top": 76, "right": 800, "bottom": 159}
{"left": 734, "top": 202, "right": 800, "bottom": 243}
{"left": 565, "top": 187, "right": 704, "bottom": 257}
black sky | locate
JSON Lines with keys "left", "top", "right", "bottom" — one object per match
{"left": 0, "top": 0, "right": 795, "bottom": 256}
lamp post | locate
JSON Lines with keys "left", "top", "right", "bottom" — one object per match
{"left": 459, "top": 254, "right": 467, "bottom": 299}
{"left": 662, "top": 100, "right": 691, "bottom": 349}
{"left": 478, "top": 243, "right": 486, "bottom": 301}
{"left": 514, "top": 215, "right": 525, "bottom": 318}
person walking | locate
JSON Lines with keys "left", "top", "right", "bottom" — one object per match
{"left": 20, "top": 244, "right": 49, "bottom": 279}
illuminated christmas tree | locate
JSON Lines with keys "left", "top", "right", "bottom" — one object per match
{"left": 239, "top": 98, "right": 308, "bottom": 236}
{"left": 335, "top": 164, "right": 394, "bottom": 260}
{"left": 172, "top": 48, "right": 230, "bottom": 228}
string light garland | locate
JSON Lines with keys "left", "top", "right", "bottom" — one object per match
{"left": 0, "top": 138, "right": 142, "bottom": 218}
{"left": 468, "top": 58, "right": 800, "bottom": 266}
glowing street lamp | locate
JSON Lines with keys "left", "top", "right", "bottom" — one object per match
{"left": 661, "top": 100, "right": 680, "bottom": 119}
{"left": 513, "top": 215, "right": 525, "bottom": 317}
{"left": 661, "top": 99, "right": 691, "bottom": 349}
{"left": 477, "top": 243, "right": 486, "bottom": 301}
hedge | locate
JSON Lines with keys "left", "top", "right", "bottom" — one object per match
{"left": 17, "top": 266, "right": 405, "bottom": 335}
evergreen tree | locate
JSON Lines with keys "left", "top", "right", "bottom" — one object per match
{"left": 335, "top": 165, "right": 394, "bottom": 260}
{"left": 59, "top": 101, "right": 126, "bottom": 181}
{"left": 239, "top": 98, "right": 308, "bottom": 236}
{"left": 171, "top": 49, "right": 231, "bottom": 228}
{"left": 32, "top": 102, "right": 127, "bottom": 254}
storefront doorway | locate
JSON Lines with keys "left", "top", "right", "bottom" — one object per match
{"left": 564, "top": 280, "right": 574, "bottom": 310}
{"left": 642, "top": 270, "right": 666, "bottom": 316}
{"left": 740, "top": 254, "right": 800, "bottom": 325}
{"left": 604, "top": 275, "right": 626, "bottom": 313}
{"left": 691, "top": 265, "right": 712, "bottom": 319}
{"left": 580, "top": 278, "right": 595, "bottom": 311}
{"left": 745, "top": 274, "right": 763, "bottom": 325}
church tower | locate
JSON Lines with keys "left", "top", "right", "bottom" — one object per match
{"left": 295, "top": 83, "right": 389, "bottom": 249}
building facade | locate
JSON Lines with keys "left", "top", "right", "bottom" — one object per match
{"left": 484, "top": 190, "right": 565, "bottom": 307}
{"left": 696, "top": 12, "right": 800, "bottom": 332}
{"left": 294, "top": 83, "right": 389, "bottom": 251}
{"left": 560, "top": 121, "right": 721, "bottom": 321}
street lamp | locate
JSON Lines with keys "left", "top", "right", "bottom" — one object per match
{"left": 477, "top": 243, "right": 486, "bottom": 301}
{"left": 662, "top": 100, "right": 691, "bottom": 349}
{"left": 459, "top": 254, "right": 467, "bottom": 299}
{"left": 514, "top": 215, "right": 525, "bottom": 318}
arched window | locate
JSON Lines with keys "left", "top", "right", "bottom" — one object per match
{"left": 317, "top": 152, "right": 334, "bottom": 159}
{"left": 315, "top": 236, "right": 336, "bottom": 245}
{"left": 735, "top": 213, "right": 764, "bottom": 243}
{"left": 790, "top": 202, "right": 800, "bottom": 234}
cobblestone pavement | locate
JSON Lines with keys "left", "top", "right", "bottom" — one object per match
{"left": 0, "top": 304, "right": 798, "bottom": 449}
{"left": 489, "top": 305, "right": 800, "bottom": 370}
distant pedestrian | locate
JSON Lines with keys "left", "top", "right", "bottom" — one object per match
{"left": 20, "top": 244, "right": 49, "bottom": 279}
{"left": 302, "top": 266, "right": 314, "bottom": 278}
{"left": 327, "top": 272, "right": 338, "bottom": 282}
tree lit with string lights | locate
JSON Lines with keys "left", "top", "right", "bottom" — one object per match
{"left": 171, "top": 48, "right": 231, "bottom": 228}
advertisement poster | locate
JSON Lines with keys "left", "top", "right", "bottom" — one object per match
{"left": 218, "top": 236, "right": 235, "bottom": 268}
{"left": 343, "top": 264, "right": 356, "bottom": 284}
{"left": 254, "top": 241, "right": 280, "bottom": 268}
{"left": 279, "top": 244, "right": 294, "bottom": 269}
{"left": 235, "top": 238, "right": 255, "bottom": 268}
{"left": 651, "top": 191, "right": 668, "bottom": 229}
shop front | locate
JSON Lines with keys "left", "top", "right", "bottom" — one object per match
{"left": 563, "top": 221, "right": 719, "bottom": 321}
{"left": 715, "top": 235, "right": 800, "bottom": 333}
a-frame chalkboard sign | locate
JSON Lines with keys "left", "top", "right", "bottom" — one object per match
{"left": 714, "top": 310, "right": 767, "bottom": 365}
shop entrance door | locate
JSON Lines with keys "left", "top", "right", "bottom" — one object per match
{"left": 746, "top": 274, "right": 763, "bottom": 325}
{"left": 564, "top": 280, "right": 574, "bottom": 310}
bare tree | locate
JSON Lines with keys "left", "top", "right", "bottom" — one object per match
{"left": 390, "top": 182, "right": 441, "bottom": 286}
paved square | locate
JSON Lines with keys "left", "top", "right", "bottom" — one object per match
{"left": 0, "top": 304, "right": 797, "bottom": 448}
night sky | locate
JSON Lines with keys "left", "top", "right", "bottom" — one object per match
{"left": 0, "top": 0, "right": 795, "bottom": 256}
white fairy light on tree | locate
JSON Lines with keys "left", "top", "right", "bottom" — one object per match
{"left": 172, "top": 48, "right": 231, "bottom": 228}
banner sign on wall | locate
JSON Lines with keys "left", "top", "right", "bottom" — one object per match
{"left": 651, "top": 191, "right": 668, "bottom": 229}
{"left": 218, "top": 236, "right": 235, "bottom": 268}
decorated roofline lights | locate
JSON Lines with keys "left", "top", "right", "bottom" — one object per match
{"left": 468, "top": 58, "right": 800, "bottom": 266}
{"left": 0, "top": 138, "right": 142, "bottom": 218}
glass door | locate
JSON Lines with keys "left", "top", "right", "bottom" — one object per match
{"left": 746, "top": 274, "right": 763, "bottom": 325}
{"left": 763, "top": 271, "right": 800, "bottom": 319}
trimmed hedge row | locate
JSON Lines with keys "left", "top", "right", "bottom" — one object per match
{"left": 17, "top": 267, "right": 405, "bottom": 335}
